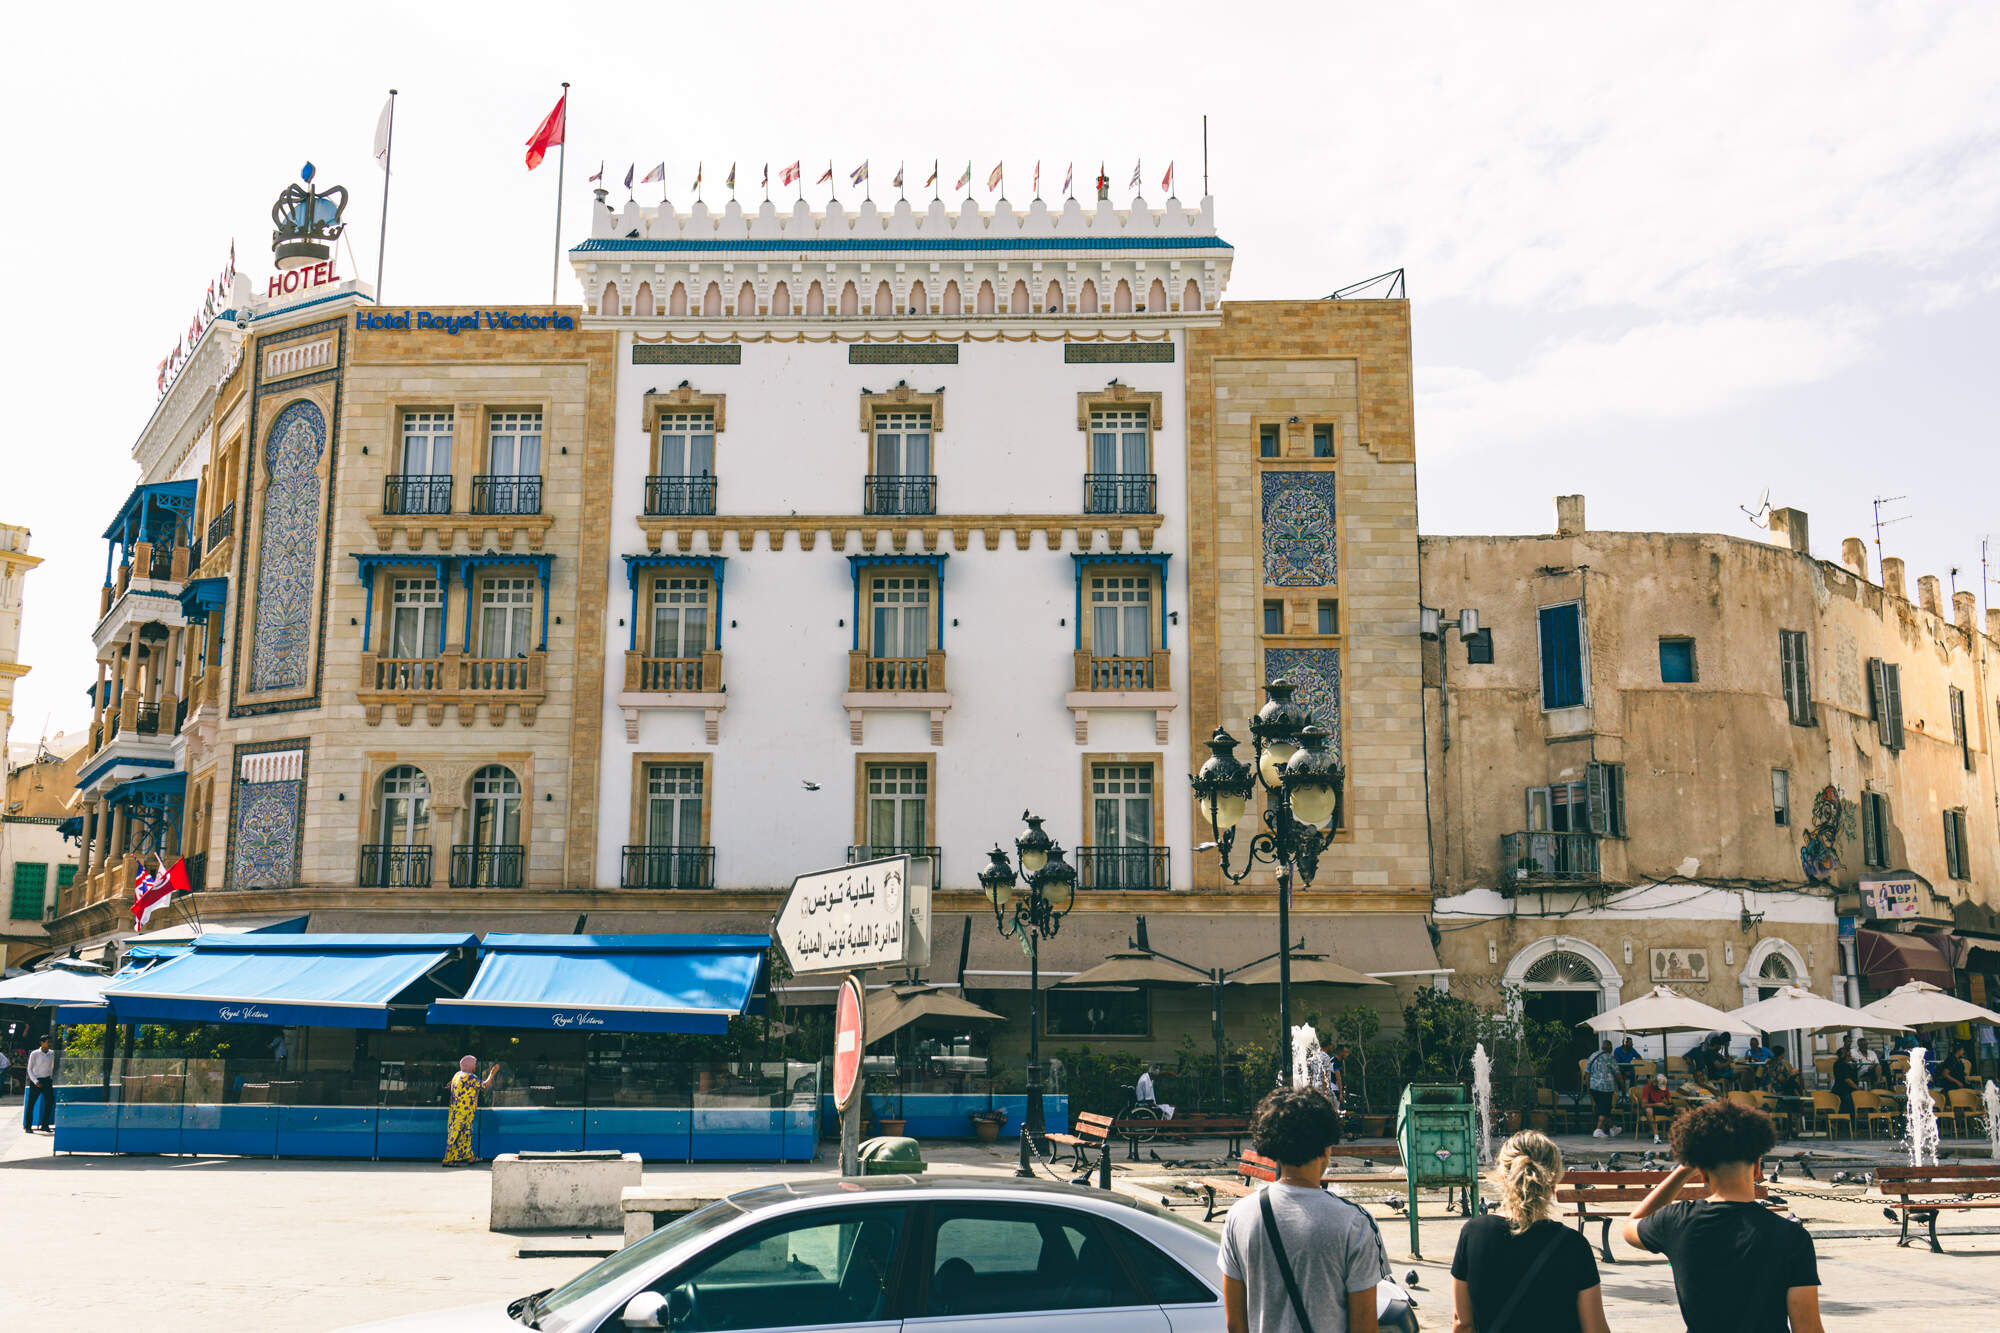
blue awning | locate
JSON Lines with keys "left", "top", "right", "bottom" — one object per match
{"left": 101, "top": 934, "right": 476, "bottom": 1029}
{"left": 429, "top": 934, "right": 770, "bottom": 1035}
{"left": 179, "top": 576, "right": 228, "bottom": 618}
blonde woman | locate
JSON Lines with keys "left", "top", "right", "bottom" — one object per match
{"left": 1451, "top": 1131, "right": 1608, "bottom": 1333}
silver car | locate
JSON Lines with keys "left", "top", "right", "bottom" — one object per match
{"left": 343, "top": 1175, "right": 1235, "bottom": 1332}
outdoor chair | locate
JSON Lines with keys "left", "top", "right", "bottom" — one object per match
{"left": 1850, "top": 1090, "right": 1896, "bottom": 1140}
{"left": 1945, "top": 1089, "right": 1983, "bottom": 1137}
{"left": 1813, "top": 1054, "right": 1836, "bottom": 1083}
{"left": 1726, "top": 1090, "right": 1759, "bottom": 1111}
{"left": 1809, "top": 1090, "right": 1851, "bottom": 1139}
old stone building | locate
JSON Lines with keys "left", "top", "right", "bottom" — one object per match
{"left": 1422, "top": 495, "right": 2000, "bottom": 1072}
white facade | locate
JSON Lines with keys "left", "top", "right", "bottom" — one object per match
{"left": 575, "top": 193, "right": 1232, "bottom": 892}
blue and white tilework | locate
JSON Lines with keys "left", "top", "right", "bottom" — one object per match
{"left": 248, "top": 400, "right": 326, "bottom": 692}
{"left": 1264, "top": 647, "right": 1342, "bottom": 762}
{"left": 1261, "top": 472, "right": 1338, "bottom": 587}
{"left": 231, "top": 776, "right": 303, "bottom": 888}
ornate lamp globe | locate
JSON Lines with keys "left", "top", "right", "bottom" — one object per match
{"left": 1251, "top": 679, "right": 1307, "bottom": 786}
{"left": 1036, "top": 842, "right": 1078, "bottom": 896}
{"left": 1015, "top": 812, "right": 1052, "bottom": 877}
{"left": 1281, "top": 723, "right": 1344, "bottom": 827}
{"left": 978, "top": 846, "right": 1018, "bottom": 907}
{"left": 1192, "top": 726, "right": 1254, "bottom": 833}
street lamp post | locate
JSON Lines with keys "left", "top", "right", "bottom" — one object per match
{"left": 978, "top": 812, "right": 1077, "bottom": 1179}
{"left": 1190, "top": 679, "right": 1345, "bottom": 1088}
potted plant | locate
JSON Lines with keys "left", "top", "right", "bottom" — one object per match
{"left": 968, "top": 1108, "right": 1009, "bottom": 1143}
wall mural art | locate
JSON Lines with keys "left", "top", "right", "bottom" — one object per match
{"left": 1800, "top": 784, "right": 1854, "bottom": 884}
{"left": 229, "top": 746, "right": 307, "bottom": 890}
{"left": 1264, "top": 647, "right": 1342, "bottom": 762}
{"left": 1261, "top": 472, "right": 1338, "bottom": 587}
{"left": 248, "top": 399, "right": 326, "bottom": 692}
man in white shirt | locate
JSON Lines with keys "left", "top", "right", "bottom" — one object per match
{"left": 24, "top": 1036, "right": 56, "bottom": 1132}
{"left": 1135, "top": 1063, "right": 1176, "bottom": 1119}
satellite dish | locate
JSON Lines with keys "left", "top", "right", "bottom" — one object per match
{"left": 1740, "top": 487, "right": 1772, "bottom": 528}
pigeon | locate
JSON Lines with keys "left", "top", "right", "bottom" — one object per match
{"left": 1149, "top": 1150, "right": 1162, "bottom": 1162}
{"left": 1405, "top": 1271, "right": 1420, "bottom": 1288}
{"left": 801, "top": 781, "right": 820, "bottom": 791}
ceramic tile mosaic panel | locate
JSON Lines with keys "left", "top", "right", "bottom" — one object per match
{"left": 247, "top": 400, "right": 326, "bottom": 692}
{"left": 1264, "top": 647, "right": 1343, "bottom": 762}
{"left": 1261, "top": 472, "right": 1338, "bottom": 587}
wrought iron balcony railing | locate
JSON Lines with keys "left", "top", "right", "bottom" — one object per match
{"left": 1075, "top": 845, "right": 1171, "bottom": 891}
{"left": 1501, "top": 831, "right": 1601, "bottom": 885}
{"left": 358, "top": 844, "right": 433, "bottom": 888}
{"left": 863, "top": 474, "right": 936, "bottom": 516}
{"left": 644, "top": 475, "right": 718, "bottom": 516}
{"left": 132, "top": 702, "right": 161, "bottom": 735}
{"left": 471, "top": 474, "right": 543, "bottom": 516}
{"left": 1082, "top": 473, "right": 1158, "bottom": 515}
{"left": 206, "top": 504, "right": 234, "bottom": 550}
{"left": 620, "top": 845, "right": 717, "bottom": 889}
{"left": 449, "top": 844, "right": 525, "bottom": 888}
{"left": 384, "top": 475, "right": 453, "bottom": 516}
{"left": 847, "top": 845, "right": 942, "bottom": 883}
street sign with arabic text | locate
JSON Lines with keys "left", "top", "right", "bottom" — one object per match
{"left": 774, "top": 854, "right": 932, "bottom": 975}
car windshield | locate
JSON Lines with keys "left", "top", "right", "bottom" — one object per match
{"left": 531, "top": 1200, "right": 744, "bottom": 1332}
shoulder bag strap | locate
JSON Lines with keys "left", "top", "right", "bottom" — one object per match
{"left": 1259, "top": 1187, "right": 1317, "bottom": 1333}
{"left": 1482, "top": 1226, "right": 1567, "bottom": 1333}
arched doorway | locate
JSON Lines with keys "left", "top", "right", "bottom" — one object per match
{"left": 1505, "top": 937, "right": 1622, "bottom": 1091}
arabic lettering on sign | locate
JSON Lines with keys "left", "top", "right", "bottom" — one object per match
{"left": 790, "top": 914, "right": 905, "bottom": 965}
{"left": 218, "top": 1006, "right": 271, "bottom": 1022}
{"left": 549, "top": 1012, "right": 606, "bottom": 1028}
{"left": 801, "top": 867, "right": 902, "bottom": 918}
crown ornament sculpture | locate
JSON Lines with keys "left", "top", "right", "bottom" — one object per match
{"left": 271, "top": 161, "right": 349, "bottom": 270}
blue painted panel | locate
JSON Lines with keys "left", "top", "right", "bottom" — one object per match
{"left": 691, "top": 1106, "right": 784, "bottom": 1160}
{"left": 116, "top": 1101, "right": 184, "bottom": 1154}
{"left": 377, "top": 1107, "right": 449, "bottom": 1161}
{"left": 180, "top": 1103, "right": 279, "bottom": 1157}
{"left": 780, "top": 1100, "right": 818, "bottom": 1162}
{"left": 586, "top": 1107, "right": 692, "bottom": 1162}
{"left": 901, "top": 1094, "right": 995, "bottom": 1140}
{"left": 479, "top": 1107, "right": 585, "bottom": 1156}
{"left": 993, "top": 1095, "right": 1068, "bottom": 1135}
{"left": 53, "top": 1102, "right": 119, "bottom": 1153}
{"left": 277, "top": 1106, "right": 379, "bottom": 1158}
{"left": 53, "top": 1085, "right": 111, "bottom": 1104}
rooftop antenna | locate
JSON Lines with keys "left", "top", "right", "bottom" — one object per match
{"left": 1740, "top": 487, "right": 1772, "bottom": 528}
{"left": 1870, "top": 495, "right": 1909, "bottom": 581}
{"left": 1982, "top": 535, "right": 1994, "bottom": 618}
{"left": 1202, "top": 114, "right": 1209, "bottom": 197}
{"left": 1948, "top": 566, "right": 1960, "bottom": 601}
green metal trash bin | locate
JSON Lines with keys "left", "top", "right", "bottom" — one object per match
{"left": 1394, "top": 1083, "right": 1481, "bottom": 1258}
{"left": 858, "top": 1136, "right": 928, "bottom": 1175}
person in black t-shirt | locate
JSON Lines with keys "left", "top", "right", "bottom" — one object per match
{"left": 1622, "top": 1098, "right": 1823, "bottom": 1333}
{"left": 1451, "top": 1130, "right": 1607, "bottom": 1333}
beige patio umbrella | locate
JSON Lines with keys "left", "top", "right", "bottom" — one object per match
{"left": 1859, "top": 980, "right": 2000, "bottom": 1030}
{"left": 863, "top": 983, "right": 1006, "bottom": 1045}
{"left": 1729, "top": 985, "right": 1907, "bottom": 1084}
{"left": 1055, "top": 950, "right": 1211, "bottom": 989}
{"left": 1586, "top": 985, "right": 1760, "bottom": 1069}
{"left": 1226, "top": 953, "right": 1387, "bottom": 988}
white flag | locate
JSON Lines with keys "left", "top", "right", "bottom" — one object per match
{"left": 373, "top": 96, "right": 394, "bottom": 169}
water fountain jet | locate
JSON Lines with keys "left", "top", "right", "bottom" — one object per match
{"left": 1904, "top": 1046, "right": 1939, "bottom": 1167}
{"left": 1472, "top": 1043, "right": 1494, "bottom": 1165}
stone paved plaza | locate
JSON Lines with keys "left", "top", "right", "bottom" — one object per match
{"left": 4, "top": 1119, "right": 1997, "bottom": 1330}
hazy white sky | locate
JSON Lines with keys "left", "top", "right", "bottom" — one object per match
{"left": 4, "top": 0, "right": 1996, "bottom": 751}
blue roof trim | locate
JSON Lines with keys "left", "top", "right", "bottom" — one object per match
{"left": 623, "top": 553, "right": 725, "bottom": 588}
{"left": 430, "top": 933, "right": 769, "bottom": 1035}
{"left": 179, "top": 576, "right": 228, "bottom": 617}
{"left": 77, "top": 753, "right": 175, "bottom": 789}
{"left": 188, "top": 933, "right": 479, "bottom": 952}
{"left": 107, "top": 772, "right": 188, "bottom": 805}
{"left": 102, "top": 480, "right": 199, "bottom": 541}
{"left": 249, "top": 289, "right": 374, "bottom": 322}
{"left": 848, "top": 553, "right": 949, "bottom": 572}
{"left": 475, "top": 933, "right": 772, "bottom": 954}
{"left": 574, "top": 236, "right": 1231, "bottom": 255}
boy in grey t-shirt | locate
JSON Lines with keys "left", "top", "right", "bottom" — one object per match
{"left": 1218, "top": 1087, "right": 1383, "bottom": 1333}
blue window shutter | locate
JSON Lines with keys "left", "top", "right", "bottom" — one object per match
{"left": 1540, "top": 605, "right": 1583, "bottom": 709}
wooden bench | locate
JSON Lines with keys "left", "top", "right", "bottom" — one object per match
{"left": 1192, "top": 1150, "right": 1411, "bottom": 1221}
{"left": 1876, "top": 1165, "right": 2000, "bottom": 1253}
{"left": 1557, "top": 1170, "right": 1767, "bottom": 1263}
{"left": 1043, "top": 1112, "right": 1114, "bottom": 1170}
{"left": 1110, "top": 1111, "right": 1250, "bottom": 1158}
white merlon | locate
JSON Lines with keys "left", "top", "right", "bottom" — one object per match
{"left": 587, "top": 193, "right": 1222, "bottom": 244}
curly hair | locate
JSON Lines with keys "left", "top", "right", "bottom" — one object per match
{"left": 1249, "top": 1086, "right": 1341, "bottom": 1167}
{"left": 1493, "top": 1130, "right": 1564, "bottom": 1232}
{"left": 1670, "top": 1097, "right": 1777, "bottom": 1170}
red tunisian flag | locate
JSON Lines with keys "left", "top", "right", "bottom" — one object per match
{"left": 525, "top": 92, "right": 567, "bottom": 170}
{"left": 132, "top": 857, "right": 192, "bottom": 927}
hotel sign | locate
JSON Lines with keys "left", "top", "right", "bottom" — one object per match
{"left": 1650, "top": 948, "right": 1710, "bottom": 983}
{"left": 355, "top": 310, "right": 577, "bottom": 334}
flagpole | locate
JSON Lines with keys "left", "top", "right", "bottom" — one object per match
{"left": 375, "top": 90, "right": 396, "bottom": 301}
{"left": 550, "top": 82, "right": 569, "bottom": 306}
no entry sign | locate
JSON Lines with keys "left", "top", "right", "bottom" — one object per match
{"left": 833, "top": 974, "right": 865, "bottom": 1111}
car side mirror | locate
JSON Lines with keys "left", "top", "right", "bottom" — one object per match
{"left": 621, "top": 1290, "right": 668, "bottom": 1329}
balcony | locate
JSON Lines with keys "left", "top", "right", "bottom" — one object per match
{"left": 1075, "top": 845, "right": 1171, "bottom": 891}
{"left": 863, "top": 474, "right": 936, "bottom": 517}
{"left": 1065, "top": 650, "right": 1176, "bottom": 744}
{"left": 358, "top": 650, "right": 547, "bottom": 726}
{"left": 358, "top": 845, "right": 433, "bottom": 887}
{"left": 132, "top": 702, "right": 161, "bottom": 736}
{"left": 450, "top": 844, "right": 524, "bottom": 888}
{"left": 620, "top": 845, "right": 716, "bottom": 889}
{"left": 843, "top": 650, "right": 951, "bottom": 745}
{"left": 847, "top": 845, "right": 942, "bottom": 883}
{"left": 206, "top": 504, "right": 234, "bottom": 551}
{"left": 1076, "top": 652, "right": 1168, "bottom": 692}
{"left": 471, "top": 474, "right": 543, "bottom": 516}
{"left": 1501, "top": 831, "right": 1601, "bottom": 887}
{"left": 615, "top": 651, "right": 727, "bottom": 743}
{"left": 644, "top": 475, "right": 717, "bottom": 517}
{"left": 1083, "top": 473, "right": 1158, "bottom": 515}
{"left": 383, "top": 475, "right": 453, "bottom": 516}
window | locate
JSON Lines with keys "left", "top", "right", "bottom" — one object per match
{"left": 1316, "top": 600, "right": 1338, "bottom": 635}
{"left": 1089, "top": 575, "right": 1152, "bottom": 658}
{"left": 56, "top": 864, "right": 76, "bottom": 891}
{"left": 1779, "top": 629, "right": 1814, "bottom": 725}
{"left": 470, "top": 766, "right": 523, "bottom": 849}
{"left": 1258, "top": 424, "right": 1281, "bottom": 458}
{"left": 1772, "top": 769, "right": 1790, "bottom": 827}
{"left": 1119, "top": 1233, "right": 1216, "bottom": 1306}
{"left": 650, "top": 577, "right": 711, "bottom": 658}
{"left": 655, "top": 412, "right": 715, "bottom": 478}
{"left": 1943, "top": 809, "right": 1970, "bottom": 880}
{"left": 1527, "top": 761, "right": 1624, "bottom": 837}
{"left": 925, "top": 1206, "right": 1143, "bottom": 1317}
{"left": 9, "top": 863, "right": 47, "bottom": 920}
{"left": 487, "top": 410, "right": 543, "bottom": 476}
{"left": 1866, "top": 658, "right": 1904, "bottom": 750}
{"left": 1949, "top": 686, "right": 1970, "bottom": 771}
{"left": 1588, "top": 761, "right": 1626, "bottom": 836}
{"left": 477, "top": 577, "right": 534, "bottom": 658}
{"left": 400, "top": 410, "right": 452, "bottom": 475}
{"left": 378, "top": 766, "right": 431, "bottom": 845}
{"left": 1465, "top": 629, "right": 1494, "bottom": 664}
{"left": 865, "top": 763, "right": 928, "bottom": 852}
{"left": 646, "top": 764, "right": 704, "bottom": 848}
{"left": 1045, "top": 988, "right": 1149, "bottom": 1036}
{"left": 1089, "top": 408, "right": 1150, "bottom": 475}
{"left": 658, "top": 1207, "right": 905, "bottom": 1331}
{"left": 1263, "top": 600, "right": 1285, "bottom": 635}
{"left": 1312, "top": 423, "right": 1334, "bottom": 458}
{"left": 872, "top": 410, "right": 931, "bottom": 476}
{"left": 387, "top": 577, "right": 442, "bottom": 658}
{"left": 869, "top": 575, "right": 931, "bottom": 659}
{"left": 1538, "top": 602, "right": 1586, "bottom": 709}
{"left": 1091, "top": 765, "right": 1156, "bottom": 889}
{"left": 1658, "top": 637, "right": 1697, "bottom": 683}
{"left": 1861, "top": 791, "right": 1891, "bottom": 868}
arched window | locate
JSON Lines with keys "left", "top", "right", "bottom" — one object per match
{"left": 1113, "top": 279, "right": 1133, "bottom": 313}
{"left": 1756, "top": 951, "right": 1795, "bottom": 1000}
{"left": 770, "top": 281, "right": 791, "bottom": 316}
{"left": 1045, "top": 279, "right": 1063, "bottom": 313}
{"left": 600, "top": 281, "right": 619, "bottom": 316}
{"left": 1146, "top": 278, "right": 1166, "bottom": 313}
{"left": 872, "top": 280, "right": 893, "bottom": 315}
{"left": 941, "top": 281, "right": 962, "bottom": 316}
{"left": 907, "top": 279, "right": 927, "bottom": 314}
{"left": 669, "top": 283, "right": 688, "bottom": 316}
{"left": 1010, "top": 279, "right": 1030, "bottom": 315}
{"left": 378, "top": 766, "right": 430, "bottom": 844}
{"left": 633, "top": 282, "right": 654, "bottom": 316}
{"left": 839, "top": 281, "right": 859, "bottom": 316}
{"left": 1522, "top": 950, "right": 1600, "bottom": 988}
{"left": 975, "top": 280, "right": 995, "bottom": 315}
{"left": 806, "top": 281, "right": 826, "bottom": 316}
{"left": 1078, "top": 279, "right": 1099, "bottom": 314}
{"left": 463, "top": 765, "right": 524, "bottom": 887}
{"left": 736, "top": 280, "right": 755, "bottom": 315}
{"left": 1182, "top": 278, "right": 1201, "bottom": 312}
{"left": 702, "top": 282, "right": 722, "bottom": 317}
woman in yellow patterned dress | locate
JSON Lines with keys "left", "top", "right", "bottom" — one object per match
{"left": 443, "top": 1055, "right": 496, "bottom": 1166}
